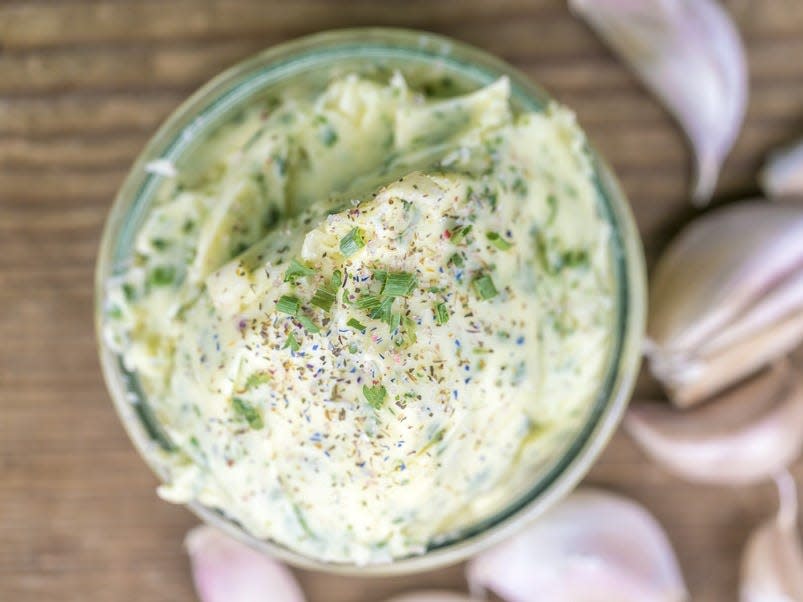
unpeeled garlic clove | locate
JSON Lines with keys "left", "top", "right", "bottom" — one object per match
{"left": 466, "top": 488, "right": 687, "bottom": 602}
{"left": 625, "top": 361, "right": 803, "bottom": 486}
{"left": 647, "top": 201, "right": 803, "bottom": 407}
{"left": 761, "top": 139, "right": 803, "bottom": 199}
{"left": 382, "top": 592, "right": 474, "bottom": 602}
{"left": 740, "top": 472, "right": 803, "bottom": 601}
{"left": 185, "top": 526, "right": 305, "bottom": 602}
{"left": 570, "top": 0, "right": 748, "bottom": 205}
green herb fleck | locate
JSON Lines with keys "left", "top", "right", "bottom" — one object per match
{"left": 276, "top": 295, "right": 300, "bottom": 316}
{"left": 244, "top": 372, "right": 271, "bottom": 389}
{"left": 283, "top": 332, "right": 300, "bottom": 352}
{"left": 363, "top": 384, "right": 387, "bottom": 409}
{"left": 450, "top": 224, "right": 473, "bottom": 244}
{"left": 311, "top": 286, "right": 336, "bottom": 312}
{"left": 340, "top": 227, "right": 366, "bottom": 257}
{"left": 122, "top": 283, "right": 137, "bottom": 301}
{"left": 284, "top": 258, "right": 314, "bottom": 283}
{"left": 331, "top": 270, "right": 342, "bottom": 289}
{"left": 370, "top": 297, "right": 395, "bottom": 324}
{"left": 373, "top": 269, "right": 388, "bottom": 282}
{"left": 546, "top": 194, "right": 558, "bottom": 224}
{"left": 434, "top": 302, "right": 450, "bottom": 325}
{"left": 149, "top": 265, "right": 175, "bottom": 287}
{"left": 320, "top": 125, "right": 339, "bottom": 147}
{"left": 486, "top": 231, "right": 513, "bottom": 250}
{"left": 231, "top": 397, "right": 263, "bottom": 429}
{"left": 296, "top": 315, "right": 320, "bottom": 333}
{"left": 512, "top": 177, "right": 528, "bottom": 197}
{"left": 356, "top": 294, "right": 382, "bottom": 311}
{"left": 151, "top": 238, "right": 169, "bottom": 251}
{"left": 448, "top": 253, "right": 464, "bottom": 268}
{"left": 382, "top": 272, "right": 417, "bottom": 297}
{"left": 472, "top": 273, "right": 499, "bottom": 300}
{"left": 347, "top": 318, "right": 367, "bottom": 332}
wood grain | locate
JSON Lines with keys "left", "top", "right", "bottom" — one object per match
{"left": 2, "top": 1, "right": 802, "bottom": 600}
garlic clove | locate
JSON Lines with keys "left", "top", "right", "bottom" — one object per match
{"left": 740, "top": 472, "right": 803, "bottom": 601}
{"left": 625, "top": 361, "right": 803, "bottom": 486}
{"left": 185, "top": 526, "right": 305, "bottom": 602}
{"left": 466, "top": 488, "right": 687, "bottom": 602}
{"left": 569, "top": 0, "right": 748, "bottom": 205}
{"left": 647, "top": 201, "right": 803, "bottom": 407}
{"left": 761, "top": 139, "right": 803, "bottom": 200}
{"left": 382, "top": 592, "right": 474, "bottom": 602}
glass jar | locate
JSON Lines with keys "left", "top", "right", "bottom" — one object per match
{"left": 95, "top": 27, "right": 646, "bottom": 575}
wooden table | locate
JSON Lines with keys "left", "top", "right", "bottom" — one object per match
{"left": 3, "top": 1, "right": 802, "bottom": 600}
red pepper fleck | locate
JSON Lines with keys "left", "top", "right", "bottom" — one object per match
{"left": 442, "top": 229, "right": 452, "bottom": 239}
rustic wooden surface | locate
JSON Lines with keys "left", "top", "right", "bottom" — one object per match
{"left": 3, "top": 1, "right": 803, "bottom": 600}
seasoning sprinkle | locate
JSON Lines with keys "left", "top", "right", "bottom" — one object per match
{"left": 340, "top": 227, "right": 366, "bottom": 257}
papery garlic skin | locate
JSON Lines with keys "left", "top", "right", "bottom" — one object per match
{"left": 466, "top": 488, "right": 687, "bottom": 602}
{"left": 647, "top": 202, "right": 803, "bottom": 407}
{"left": 626, "top": 362, "right": 803, "bottom": 486}
{"left": 741, "top": 473, "right": 803, "bottom": 602}
{"left": 185, "top": 526, "right": 306, "bottom": 602}
{"left": 570, "top": 0, "right": 747, "bottom": 205}
{"left": 761, "top": 139, "right": 803, "bottom": 199}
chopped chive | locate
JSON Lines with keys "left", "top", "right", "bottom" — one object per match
{"left": 356, "top": 294, "right": 382, "bottom": 311}
{"left": 363, "top": 384, "right": 387, "bottom": 409}
{"left": 450, "top": 224, "right": 473, "bottom": 244}
{"left": 149, "top": 265, "right": 175, "bottom": 287}
{"left": 472, "top": 273, "right": 499, "bottom": 300}
{"left": 283, "top": 332, "right": 300, "bottom": 352}
{"left": 434, "top": 302, "right": 450, "bottom": 325}
{"left": 448, "top": 253, "right": 464, "bottom": 268}
{"left": 151, "top": 238, "right": 169, "bottom": 251}
{"left": 373, "top": 269, "right": 388, "bottom": 282}
{"left": 284, "top": 258, "right": 314, "bottom": 283}
{"left": 382, "top": 272, "right": 417, "bottom": 297}
{"left": 388, "top": 311, "right": 401, "bottom": 332}
{"left": 486, "top": 231, "right": 513, "bottom": 250}
{"left": 400, "top": 316, "right": 417, "bottom": 346}
{"left": 244, "top": 372, "right": 271, "bottom": 389}
{"left": 331, "top": 270, "right": 342, "bottom": 289}
{"left": 296, "top": 315, "right": 320, "bottom": 334}
{"left": 347, "top": 317, "right": 367, "bottom": 332}
{"left": 231, "top": 397, "right": 263, "bottom": 429}
{"left": 340, "top": 227, "right": 366, "bottom": 257}
{"left": 276, "top": 295, "right": 300, "bottom": 316}
{"left": 311, "top": 286, "right": 336, "bottom": 312}
{"left": 370, "top": 297, "right": 394, "bottom": 323}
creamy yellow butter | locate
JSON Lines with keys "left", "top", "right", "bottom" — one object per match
{"left": 105, "top": 73, "right": 615, "bottom": 564}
